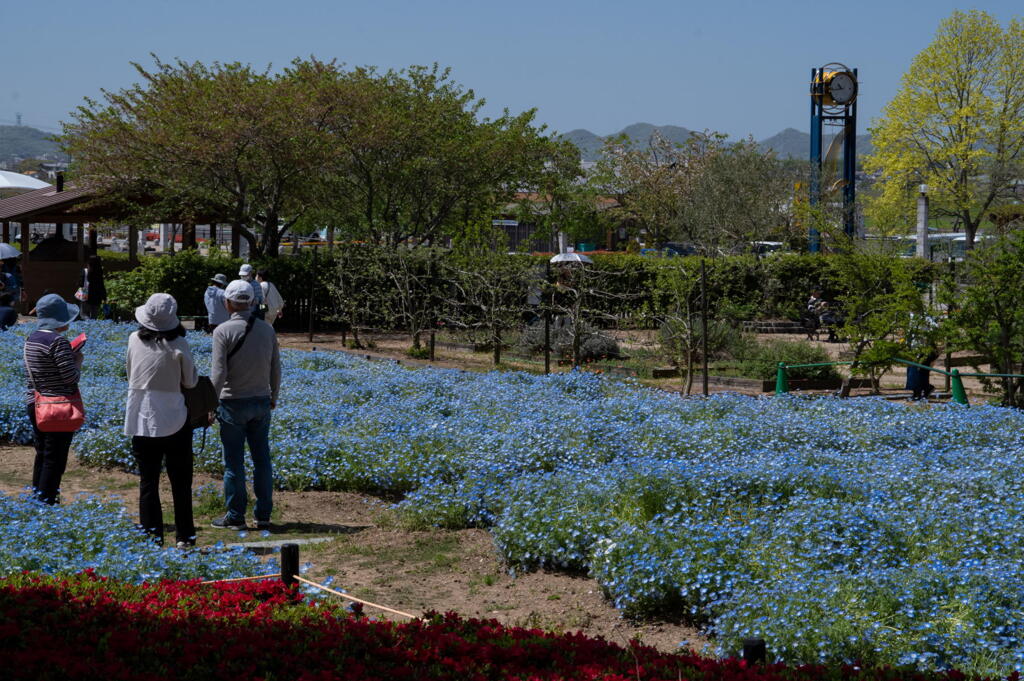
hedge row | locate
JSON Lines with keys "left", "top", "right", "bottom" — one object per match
{"left": 104, "top": 249, "right": 937, "bottom": 330}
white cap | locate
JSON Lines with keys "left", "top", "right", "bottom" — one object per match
{"left": 135, "top": 293, "right": 180, "bottom": 332}
{"left": 239, "top": 264, "right": 254, "bottom": 277}
{"left": 224, "top": 279, "right": 254, "bottom": 304}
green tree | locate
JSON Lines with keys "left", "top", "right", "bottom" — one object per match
{"left": 301, "top": 62, "right": 556, "bottom": 248}
{"left": 444, "top": 247, "right": 533, "bottom": 365}
{"left": 865, "top": 10, "right": 1024, "bottom": 246}
{"left": 942, "top": 232, "right": 1024, "bottom": 406}
{"left": 831, "top": 249, "right": 928, "bottom": 393}
{"left": 591, "top": 131, "right": 703, "bottom": 248}
{"left": 62, "top": 57, "right": 337, "bottom": 257}
{"left": 679, "top": 137, "right": 794, "bottom": 253}
{"left": 593, "top": 131, "right": 794, "bottom": 252}
{"left": 513, "top": 140, "right": 613, "bottom": 250}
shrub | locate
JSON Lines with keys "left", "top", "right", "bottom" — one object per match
{"left": 517, "top": 319, "right": 621, "bottom": 361}
{"left": 733, "top": 338, "right": 840, "bottom": 380}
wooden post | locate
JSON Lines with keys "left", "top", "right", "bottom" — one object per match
{"left": 231, "top": 225, "right": 241, "bottom": 258}
{"left": 208, "top": 223, "right": 218, "bottom": 250}
{"left": 280, "top": 543, "right": 299, "bottom": 586}
{"left": 701, "top": 258, "right": 709, "bottom": 397}
{"left": 544, "top": 262, "right": 551, "bottom": 375}
{"left": 327, "top": 225, "right": 334, "bottom": 251}
{"left": 88, "top": 226, "right": 98, "bottom": 252}
{"left": 128, "top": 224, "right": 138, "bottom": 265}
{"left": 308, "top": 246, "right": 317, "bottom": 343}
{"left": 77, "top": 223, "right": 86, "bottom": 264}
{"left": 742, "top": 638, "right": 766, "bottom": 665}
{"left": 2, "top": 222, "right": 8, "bottom": 243}
{"left": 20, "top": 222, "right": 29, "bottom": 263}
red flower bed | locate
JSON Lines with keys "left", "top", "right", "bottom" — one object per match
{"left": 0, "top": 573, "right": 1007, "bottom": 681}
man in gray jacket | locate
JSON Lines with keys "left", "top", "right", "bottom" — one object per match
{"left": 210, "top": 279, "right": 281, "bottom": 531}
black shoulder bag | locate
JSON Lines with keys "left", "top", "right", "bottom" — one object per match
{"left": 183, "top": 316, "right": 257, "bottom": 452}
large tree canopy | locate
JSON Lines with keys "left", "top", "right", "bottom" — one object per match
{"left": 61, "top": 58, "right": 558, "bottom": 256}
{"left": 865, "top": 10, "right": 1024, "bottom": 248}
{"left": 592, "top": 131, "right": 793, "bottom": 253}
{"left": 296, "top": 61, "right": 556, "bottom": 248}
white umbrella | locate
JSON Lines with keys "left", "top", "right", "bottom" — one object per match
{"left": 0, "top": 243, "right": 19, "bottom": 259}
{"left": 0, "top": 170, "right": 50, "bottom": 191}
{"left": 549, "top": 252, "right": 593, "bottom": 264}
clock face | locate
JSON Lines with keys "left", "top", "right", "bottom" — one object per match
{"left": 828, "top": 72, "right": 856, "bottom": 104}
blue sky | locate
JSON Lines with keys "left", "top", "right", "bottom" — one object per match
{"left": 1, "top": 1, "right": 1019, "bottom": 139}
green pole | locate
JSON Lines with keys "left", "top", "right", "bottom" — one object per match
{"left": 950, "top": 368, "right": 968, "bottom": 405}
{"left": 775, "top": 362, "right": 789, "bottom": 395}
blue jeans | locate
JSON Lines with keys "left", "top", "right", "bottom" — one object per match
{"left": 217, "top": 396, "right": 273, "bottom": 523}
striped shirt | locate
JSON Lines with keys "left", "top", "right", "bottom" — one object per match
{"left": 24, "top": 330, "right": 80, "bottom": 404}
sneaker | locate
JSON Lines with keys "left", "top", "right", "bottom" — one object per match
{"left": 175, "top": 540, "right": 195, "bottom": 550}
{"left": 211, "top": 516, "right": 247, "bottom": 531}
{"left": 255, "top": 520, "right": 271, "bottom": 531}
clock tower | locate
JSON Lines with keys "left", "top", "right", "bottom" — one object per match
{"left": 809, "top": 64, "right": 859, "bottom": 251}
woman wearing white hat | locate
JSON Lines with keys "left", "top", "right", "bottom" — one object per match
{"left": 124, "top": 293, "right": 199, "bottom": 548}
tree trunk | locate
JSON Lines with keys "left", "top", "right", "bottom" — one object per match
{"left": 262, "top": 216, "right": 281, "bottom": 258}
{"left": 493, "top": 328, "right": 502, "bottom": 366}
{"left": 182, "top": 222, "right": 197, "bottom": 250}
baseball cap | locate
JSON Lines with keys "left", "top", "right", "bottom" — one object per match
{"left": 224, "top": 279, "right": 254, "bottom": 304}
{"left": 239, "top": 264, "right": 254, "bottom": 277}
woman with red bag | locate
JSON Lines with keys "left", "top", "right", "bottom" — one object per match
{"left": 23, "top": 293, "right": 83, "bottom": 504}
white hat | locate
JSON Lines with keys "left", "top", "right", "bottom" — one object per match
{"left": 135, "top": 293, "right": 180, "bottom": 332}
{"left": 224, "top": 279, "right": 254, "bottom": 304}
{"left": 239, "top": 264, "right": 254, "bottom": 277}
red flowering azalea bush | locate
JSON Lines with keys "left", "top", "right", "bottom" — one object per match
{"left": 0, "top": 573, "right": 1008, "bottom": 681}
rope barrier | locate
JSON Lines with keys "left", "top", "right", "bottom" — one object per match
{"left": 200, "top": 573, "right": 282, "bottom": 585}
{"left": 294, "top": 575, "right": 417, "bottom": 619}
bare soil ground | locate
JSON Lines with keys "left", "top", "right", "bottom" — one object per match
{"left": 0, "top": 445, "right": 702, "bottom": 654}
{"left": 277, "top": 329, "right": 997, "bottom": 399}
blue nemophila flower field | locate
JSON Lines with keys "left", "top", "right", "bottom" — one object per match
{"left": 3, "top": 320, "right": 1024, "bottom": 673}
{"left": 0, "top": 492, "right": 276, "bottom": 582}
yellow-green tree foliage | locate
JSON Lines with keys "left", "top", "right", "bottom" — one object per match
{"left": 865, "top": 10, "right": 1024, "bottom": 246}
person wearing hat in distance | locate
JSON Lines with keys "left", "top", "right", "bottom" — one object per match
{"left": 238, "top": 264, "right": 264, "bottom": 318}
{"left": 210, "top": 279, "right": 281, "bottom": 531}
{"left": 23, "top": 293, "right": 83, "bottom": 504}
{"left": 125, "top": 293, "right": 199, "bottom": 548}
{"left": 204, "top": 273, "right": 229, "bottom": 333}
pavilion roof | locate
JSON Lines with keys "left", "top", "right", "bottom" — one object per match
{"left": 0, "top": 184, "right": 97, "bottom": 222}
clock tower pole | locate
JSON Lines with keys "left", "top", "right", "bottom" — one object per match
{"left": 809, "top": 64, "right": 859, "bottom": 251}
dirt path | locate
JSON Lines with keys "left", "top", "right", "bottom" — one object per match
{"left": 277, "top": 330, "right": 998, "bottom": 399}
{"left": 0, "top": 445, "right": 702, "bottom": 654}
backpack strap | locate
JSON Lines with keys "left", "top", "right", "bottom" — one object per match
{"left": 226, "top": 315, "right": 257, "bottom": 362}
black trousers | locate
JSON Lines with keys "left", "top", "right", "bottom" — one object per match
{"left": 27, "top": 404, "right": 75, "bottom": 505}
{"left": 132, "top": 424, "right": 196, "bottom": 544}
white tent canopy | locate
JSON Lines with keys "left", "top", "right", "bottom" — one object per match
{"left": 0, "top": 170, "right": 51, "bottom": 191}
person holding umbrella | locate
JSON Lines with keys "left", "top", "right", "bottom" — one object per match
{"left": 0, "top": 242, "right": 24, "bottom": 304}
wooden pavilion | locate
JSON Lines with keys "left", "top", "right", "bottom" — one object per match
{"left": 0, "top": 179, "right": 234, "bottom": 305}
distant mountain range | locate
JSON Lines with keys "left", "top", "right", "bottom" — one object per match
{"left": 0, "top": 122, "right": 871, "bottom": 168}
{"left": 561, "top": 123, "right": 873, "bottom": 162}
{"left": 0, "top": 125, "right": 66, "bottom": 164}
